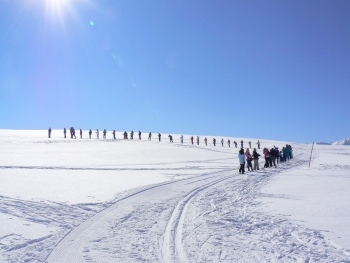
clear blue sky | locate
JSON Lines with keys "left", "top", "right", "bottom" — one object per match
{"left": 1, "top": 0, "right": 349, "bottom": 143}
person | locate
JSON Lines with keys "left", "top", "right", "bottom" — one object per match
{"left": 130, "top": 130, "right": 134, "bottom": 140}
{"left": 71, "top": 127, "right": 76, "bottom": 139}
{"left": 112, "top": 130, "right": 116, "bottom": 139}
{"left": 158, "top": 133, "right": 161, "bottom": 142}
{"left": 80, "top": 129, "right": 82, "bottom": 139}
{"left": 96, "top": 129, "right": 99, "bottom": 139}
{"left": 148, "top": 132, "right": 152, "bottom": 140}
{"left": 238, "top": 148, "right": 246, "bottom": 174}
{"left": 289, "top": 145, "right": 293, "bottom": 159}
{"left": 123, "top": 131, "right": 128, "bottom": 139}
{"left": 270, "top": 148, "right": 276, "bottom": 167}
{"left": 263, "top": 148, "right": 270, "bottom": 168}
{"left": 213, "top": 138, "right": 216, "bottom": 146}
{"left": 227, "top": 139, "right": 230, "bottom": 147}
{"left": 103, "top": 129, "right": 107, "bottom": 139}
{"left": 285, "top": 144, "right": 291, "bottom": 160}
{"left": 234, "top": 141, "right": 237, "bottom": 148}
{"left": 138, "top": 131, "right": 141, "bottom": 140}
{"left": 89, "top": 129, "right": 92, "bottom": 139}
{"left": 196, "top": 136, "right": 199, "bottom": 145}
{"left": 252, "top": 148, "right": 260, "bottom": 170}
{"left": 204, "top": 137, "right": 207, "bottom": 146}
{"left": 245, "top": 148, "right": 253, "bottom": 171}
{"left": 63, "top": 128, "right": 66, "bottom": 138}
{"left": 180, "top": 135, "right": 183, "bottom": 144}
{"left": 190, "top": 136, "right": 193, "bottom": 144}
{"left": 48, "top": 128, "right": 51, "bottom": 138}
{"left": 249, "top": 141, "right": 252, "bottom": 149}
{"left": 274, "top": 147, "right": 279, "bottom": 164}
{"left": 168, "top": 135, "right": 173, "bottom": 143}
{"left": 282, "top": 147, "right": 287, "bottom": 162}
{"left": 221, "top": 138, "right": 224, "bottom": 147}
{"left": 240, "top": 140, "right": 244, "bottom": 148}
{"left": 257, "top": 140, "right": 260, "bottom": 149}
{"left": 70, "top": 127, "right": 73, "bottom": 139}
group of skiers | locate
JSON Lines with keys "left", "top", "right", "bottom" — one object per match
{"left": 238, "top": 145, "right": 293, "bottom": 174}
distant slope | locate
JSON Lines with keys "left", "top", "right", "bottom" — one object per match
{"left": 332, "top": 138, "right": 350, "bottom": 145}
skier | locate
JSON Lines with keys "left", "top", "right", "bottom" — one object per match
{"left": 96, "top": 129, "right": 99, "bottom": 139}
{"left": 63, "top": 128, "right": 66, "bottom": 138}
{"left": 196, "top": 136, "right": 199, "bottom": 145}
{"left": 112, "top": 130, "right": 116, "bottom": 139}
{"left": 245, "top": 148, "right": 253, "bottom": 171}
{"left": 158, "top": 133, "right": 161, "bottom": 142}
{"left": 48, "top": 128, "right": 51, "bottom": 138}
{"left": 89, "top": 129, "right": 92, "bottom": 139}
{"left": 123, "top": 131, "right": 128, "bottom": 139}
{"left": 240, "top": 140, "right": 244, "bottom": 149}
{"left": 238, "top": 148, "right": 246, "bottom": 174}
{"left": 148, "top": 132, "right": 152, "bottom": 141}
{"left": 80, "top": 129, "right": 82, "bottom": 139}
{"left": 234, "top": 141, "right": 237, "bottom": 148}
{"left": 252, "top": 148, "right": 260, "bottom": 170}
{"left": 221, "top": 139, "right": 224, "bottom": 147}
{"left": 263, "top": 148, "right": 270, "bottom": 168}
{"left": 71, "top": 127, "right": 76, "bottom": 139}
{"left": 103, "top": 129, "right": 107, "bottom": 139}
{"left": 270, "top": 148, "right": 276, "bottom": 167}
{"left": 138, "top": 131, "right": 141, "bottom": 140}
{"left": 130, "top": 131, "right": 134, "bottom": 140}
{"left": 168, "top": 135, "right": 173, "bottom": 143}
{"left": 249, "top": 141, "right": 252, "bottom": 149}
{"left": 257, "top": 140, "right": 260, "bottom": 149}
{"left": 190, "top": 136, "right": 194, "bottom": 144}
{"left": 204, "top": 137, "right": 207, "bottom": 146}
{"left": 213, "top": 138, "right": 216, "bottom": 146}
{"left": 180, "top": 135, "right": 184, "bottom": 144}
{"left": 228, "top": 139, "right": 230, "bottom": 147}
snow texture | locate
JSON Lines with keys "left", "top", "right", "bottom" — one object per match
{"left": 0, "top": 130, "right": 349, "bottom": 262}
{"left": 332, "top": 138, "right": 350, "bottom": 145}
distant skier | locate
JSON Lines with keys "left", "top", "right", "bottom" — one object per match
{"left": 234, "top": 141, "right": 237, "bottom": 148}
{"left": 112, "top": 130, "right": 116, "bottom": 139}
{"left": 48, "top": 128, "right": 51, "bottom": 138}
{"left": 158, "top": 133, "right": 161, "bottom": 142}
{"left": 204, "top": 137, "right": 207, "bottom": 146}
{"left": 245, "top": 148, "right": 253, "bottom": 171}
{"left": 180, "top": 135, "right": 184, "bottom": 144}
{"left": 80, "top": 129, "right": 82, "bottom": 139}
{"left": 63, "top": 128, "right": 66, "bottom": 138}
{"left": 130, "top": 131, "right": 134, "bottom": 140}
{"left": 196, "top": 136, "right": 199, "bottom": 145}
{"left": 227, "top": 139, "right": 230, "bottom": 147}
{"left": 249, "top": 141, "right": 252, "bottom": 149}
{"left": 96, "top": 129, "right": 99, "bottom": 139}
{"left": 103, "top": 129, "right": 107, "bottom": 139}
{"left": 252, "top": 148, "right": 260, "bottom": 170}
{"left": 221, "top": 139, "right": 224, "bottom": 147}
{"left": 190, "top": 136, "right": 194, "bottom": 145}
{"left": 257, "top": 140, "right": 260, "bottom": 149}
{"left": 263, "top": 148, "right": 270, "bottom": 168}
{"left": 168, "top": 135, "right": 173, "bottom": 143}
{"left": 148, "top": 132, "right": 152, "bottom": 141}
{"left": 240, "top": 140, "right": 243, "bottom": 149}
{"left": 123, "top": 131, "right": 128, "bottom": 139}
{"left": 71, "top": 127, "right": 76, "bottom": 139}
{"left": 213, "top": 138, "right": 216, "bottom": 146}
{"left": 238, "top": 148, "right": 246, "bottom": 174}
{"left": 89, "top": 129, "right": 92, "bottom": 139}
{"left": 138, "top": 131, "right": 141, "bottom": 140}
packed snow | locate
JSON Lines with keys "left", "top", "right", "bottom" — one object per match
{"left": 332, "top": 138, "right": 350, "bottom": 146}
{"left": 0, "top": 130, "right": 349, "bottom": 262}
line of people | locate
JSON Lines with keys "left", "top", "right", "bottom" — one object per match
{"left": 50, "top": 128, "right": 262, "bottom": 150}
{"left": 238, "top": 145, "right": 293, "bottom": 174}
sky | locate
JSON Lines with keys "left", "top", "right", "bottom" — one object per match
{"left": 0, "top": 0, "right": 349, "bottom": 143}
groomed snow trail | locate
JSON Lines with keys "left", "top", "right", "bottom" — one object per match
{"left": 45, "top": 149, "right": 349, "bottom": 262}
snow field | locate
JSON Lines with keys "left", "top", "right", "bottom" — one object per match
{"left": 0, "top": 130, "right": 349, "bottom": 262}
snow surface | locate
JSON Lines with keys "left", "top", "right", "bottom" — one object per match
{"left": 0, "top": 130, "right": 349, "bottom": 262}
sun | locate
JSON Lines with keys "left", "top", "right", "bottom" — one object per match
{"left": 45, "top": 0, "right": 72, "bottom": 21}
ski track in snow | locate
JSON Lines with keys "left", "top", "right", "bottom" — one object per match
{"left": 1, "top": 137, "right": 350, "bottom": 262}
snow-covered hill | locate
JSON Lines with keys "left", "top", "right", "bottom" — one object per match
{"left": 0, "top": 130, "right": 349, "bottom": 262}
{"left": 332, "top": 138, "right": 350, "bottom": 145}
